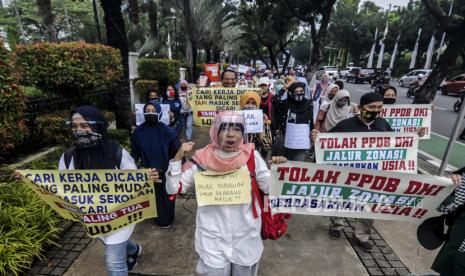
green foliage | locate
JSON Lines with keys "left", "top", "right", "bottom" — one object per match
{"left": 0, "top": 41, "right": 29, "bottom": 159}
{"left": 34, "top": 113, "right": 71, "bottom": 145}
{"left": 0, "top": 182, "right": 61, "bottom": 275}
{"left": 135, "top": 79, "right": 159, "bottom": 102}
{"left": 13, "top": 41, "right": 123, "bottom": 94}
{"left": 106, "top": 129, "right": 131, "bottom": 148}
{"left": 22, "top": 86, "right": 44, "bottom": 99}
{"left": 137, "top": 58, "right": 180, "bottom": 87}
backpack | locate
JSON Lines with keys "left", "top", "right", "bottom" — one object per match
{"left": 64, "top": 145, "right": 123, "bottom": 169}
{"left": 246, "top": 150, "right": 291, "bottom": 240}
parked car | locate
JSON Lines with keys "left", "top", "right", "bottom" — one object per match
{"left": 339, "top": 67, "right": 360, "bottom": 79}
{"left": 399, "top": 69, "right": 432, "bottom": 87}
{"left": 440, "top": 74, "right": 465, "bottom": 95}
{"left": 315, "top": 66, "right": 339, "bottom": 80}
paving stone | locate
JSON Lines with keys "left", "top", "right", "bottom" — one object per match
{"left": 381, "top": 267, "right": 397, "bottom": 275}
{"left": 375, "top": 259, "right": 391, "bottom": 268}
{"left": 394, "top": 268, "right": 411, "bottom": 275}
{"left": 77, "top": 238, "right": 92, "bottom": 244}
{"left": 370, "top": 246, "right": 381, "bottom": 253}
{"left": 362, "top": 259, "right": 377, "bottom": 268}
{"left": 385, "top": 253, "right": 400, "bottom": 261}
{"left": 371, "top": 253, "right": 385, "bottom": 260}
{"left": 54, "top": 250, "right": 69, "bottom": 258}
{"left": 65, "top": 251, "right": 80, "bottom": 260}
{"left": 371, "top": 233, "right": 381, "bottom": 240}
{"left": 69, "top": 237, "right": 80, "bottom": 243}
{"left": 367, "top": 267, "right": 384, "bottom": 276}
{"left": 62, "top": 243, "right": 74, "bottom": 250}
{"left": 72, "top": 243, "right": 87, "bottom": 251}
{"left": 40, "top": 266, "right": 54, "bottom": 274}
{"left": 58, "top": 259, "right": 73, "bottom": 268}
{"left": 380, "top": 246, "right": 393, "bottom": 254}
{"left": 358, "top": 252, "right": 373, "bottom": 260}
{"left": 389, "top": 260, "right": 405, "bottom": 268}
{"left": 50, "top": 266, "right": 67, "bottom": 275}
{"left": 373, "top": 239, "right": 386, "bottom": 247}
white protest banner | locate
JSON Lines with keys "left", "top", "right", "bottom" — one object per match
{"left": 190, "top": 87, "right": 261, "bottom": 126}
{"left": 380, "top": 104, "right": 432, "bottom": 139}
{"left": 238, "top": 65, "right": 250, "bottom": 74}
{"left": 241, "top": 110, "right": 263, "bottom": 134}
{"left": 314, "top": 132, "right": 418, "bottom": 173}
{"left": 135, "top": 104, "right": 170, "bottom": 126}
{"left": 269, "top": 161, "right": 455, "bottom": 223}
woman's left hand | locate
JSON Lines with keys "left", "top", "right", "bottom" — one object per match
{"left": 451, "top": 174, "right": 462, "bottom": 185}
{"left": 271, "top": 156, "right": 287, "bottom": 164}
{"left": 148, "top": 168, "right": 161, "bottom": 183}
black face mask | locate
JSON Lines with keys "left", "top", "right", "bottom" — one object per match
{"left": 293, "top": 93, "right": 305, "bottom": 101}
{"left": 328, "top": 94, "right": 335, "bottom": 100}
{"left": 144, "top": 113, "right": 160, "bottom": 124}
{"left": 361, "top": 110, "right": 380, "bottom": 122}
{"left": 73, "top": 130, "right": 102, "bottom": 148}
{"left": 383, "top": 98, "right": 396, "bottom": 105}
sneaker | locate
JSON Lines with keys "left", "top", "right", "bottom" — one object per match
{"left": 127, "top": 244, "right": 142, "bottom": 271}
{"left": 159, "top": 224, "right": 172, "bottom": 229}
{"left": 353, "top": 235, "right": 373, "bottom": 251}
{"left": 328, "top": 229, "right": 342, "bottom": 240}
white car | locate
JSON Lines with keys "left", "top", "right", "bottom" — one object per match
{"left": 399, "top": 69, "right": 432, "bottom": 87}
{"left": 339, "top": 67, "right": 360, "bottom": 79}
{"left": 315, "top": 66, "right": 339, "bottom": 80}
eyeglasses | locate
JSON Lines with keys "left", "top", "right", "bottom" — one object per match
{"left": 66, "top": 121, "right": 101, "bottom": 129}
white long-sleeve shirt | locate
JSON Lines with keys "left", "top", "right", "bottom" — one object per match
{"left": 166, "top": 150, "right": 270, "bottom": 268}
{"left": 58, "top": 149, "right": 137, "bottom": 245}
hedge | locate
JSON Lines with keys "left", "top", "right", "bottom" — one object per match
{"left": 0, "top": 40, "right": 29, "bottom": 159}
{"left": 13, "top": 41, "right": 123, "bottom": 94}
{"left": 34, "top": 113, "right": 71, "bottom": 145}
{"left": 138, "top": 58, "right": 180, "bottom": 87}
{"left": 134, "top": 79, "right": 159, "bottom": 102}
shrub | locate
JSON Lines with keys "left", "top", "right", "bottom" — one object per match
{"left": 13, "top": 41, "right": 123, "bottom": 94}
{"left": 134, "top": 79, "right": 159, "bottom": 102}
{"left": 103, "top": 111, "right": 116, "bottom": 124}
{"left": 106, "top": 129, "right": 130, "bottom": 148}
{"left": 0, "top": 182, "right": 61, "bottom": 275}
{"left": 0, "top": 40, "right": 29, "bottom": 159}
{"left": 34, "top": 113, "right": 71, "bottom": 145}
{"left": 137, "top": 58, "right": 180, "bottom": 87}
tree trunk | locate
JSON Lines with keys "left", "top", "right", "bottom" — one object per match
{"left": 213, "top": 46, "right": 221, "bottom": 63}
{"left": 128, "top": 0, "right": 140, "bottom": 25}
{"left": 205, "top": 47, "right": 212, "bottom": 63}
{"left": 282, "top": 50, "right": 291, "bottom": 74}
{"left": 414, "top": 0, "right": 465, "bottom": 103}
{"left": 36, "top": 0, "right": 56, "bottom": 42}
{"left": 267, "top": 46, "right": 278, "bottom": 70}
{"left": 414, "top": 21, "right": 465, "bottom": 103}
{"left": 184, "top": 0, "right": 196, "bottom": 82}
{"left": 100, "top": 0, "right": 132, "bottom": 130}
{"left": 147, "top": 0, "right": 158, "bottom": 38}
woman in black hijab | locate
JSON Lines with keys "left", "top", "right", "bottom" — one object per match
{"left": 60, "top": 105, "right": 142, "bottom": 274}
{"left": 272, "top": 82, "right": 314, "bottom": 161}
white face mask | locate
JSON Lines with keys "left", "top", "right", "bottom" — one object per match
{"left": 243, "top": 104, "right": 257, "bottom": 110}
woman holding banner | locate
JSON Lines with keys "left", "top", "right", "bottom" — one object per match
{"left": 272, "top": 82, "right": 314, "bottom": 162}
{"left": 131, "top": 102, "right": 180, "bottom": 228}
{"left": 240, "top": 91, "right": 272, "bottom": 159}
{"left": 62, "top": 105, "right": 142, "bottom": 274}
{"left": 162, "top": 111, "right": 286, "bottom": 276}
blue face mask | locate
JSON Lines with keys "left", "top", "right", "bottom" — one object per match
{"left": 274, "top": 84, "right": 284, "bottom": 93}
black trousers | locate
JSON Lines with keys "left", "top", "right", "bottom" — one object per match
{"left": 154, "top": 178, "right": 175, "bottom": 226}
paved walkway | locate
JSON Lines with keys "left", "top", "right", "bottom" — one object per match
{"left": 30, "top": 126, "right": 441, "bottom": 276}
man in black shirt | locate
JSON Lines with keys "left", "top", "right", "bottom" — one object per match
{"left": 312, "top": 92, "right": 392, "bottom": 251}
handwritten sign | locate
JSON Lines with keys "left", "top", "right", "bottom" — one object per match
{"left": 194, "top": 170, "right": 251, "bottom": 206}
{"left": 241, "top": 110, "right": 264, "bottom": 134}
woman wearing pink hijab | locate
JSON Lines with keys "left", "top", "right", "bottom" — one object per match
{"left": 162, "top": 111, "right": 286, "bottom": 276}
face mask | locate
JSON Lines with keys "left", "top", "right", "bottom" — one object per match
{"left": 293, "top": 92, "right": 305, "bottom": 101}
{"left": 166, "top": 90, "right": 175, "bottom": 97}
{"left": 328, "top": 94, "right": 335, "bottom": 100}
{"left": 336, "top": 100, "right": 348, "bottom": 108}
{"left": 361, "top": 110, "right": 380, "bottom": 121}
{"left": 181, "top": 86, "right": 187, "bottom": 91}
{"left": 275, "top": 84, "right": 284, "bottom": 93}
{"left": 383, "top": 98, "right": 396, "bottom": 105}
{"left": 148, "top": 97, "right": 159, "bottom": 103}
{"left": 144, "top": 112, "right": 160, "bottom": 124}
{"left": 243, "top": 104, "right": 257, "bottom": 110}
{"left": 73, "top": 130, "right": 102, "bottom": 148}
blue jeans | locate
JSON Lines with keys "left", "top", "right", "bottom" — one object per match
{"left": 103, "top": 239, "right": 138, "bottom": 276}
{"left": 183, "top": 113, "right": 194, "bottom": 140}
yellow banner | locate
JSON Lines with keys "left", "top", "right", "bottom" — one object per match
{"left": 194, "top": 169, "right": 251, "bottom": 206}
{"left": 19, "top": 169, "right": 157, "bottom": 238}
{"left": 189, "top": 87, "right": 261, "bottom": 126}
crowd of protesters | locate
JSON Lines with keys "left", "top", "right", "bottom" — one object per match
{"left": 15, "top": 64, "right": 465, "bottom": 276}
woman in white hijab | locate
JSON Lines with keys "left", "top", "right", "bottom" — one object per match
{"left": 314, "top": 89, "right": 355, "bottom": 132}
{"left": 313, "top": 83, "right": 339, "bottom": 122}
